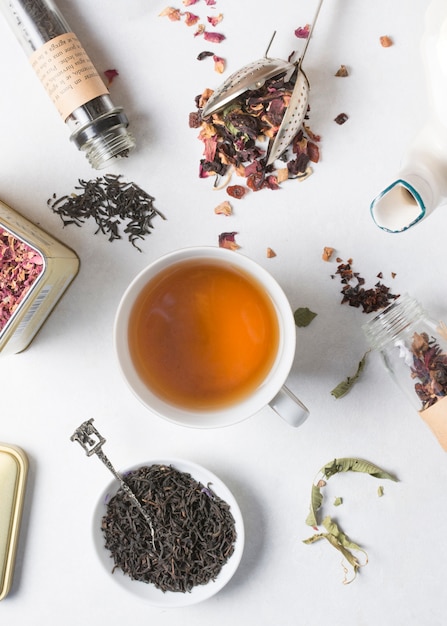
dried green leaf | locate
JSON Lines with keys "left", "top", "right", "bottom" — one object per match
{"left": 305, "top": 484, "right": 323, "bottom": 527}
{"left": 322, "top": 458, "right": 398, "bottom": 482}
{"left": 378, "top": 485, "right": 384, "bottom": 497}
{"left": 306, "top": 457, "right": 397, "bottom": 528}
{"left": 330, "top": 351, "right": 369, "bottom": 399}
{"left": 294, "top": 307, "right": 317, "bottom": 327}
{"left": 334, "top": 497, "right": 343, "bottom": 506}
{"left": 303, "top": 517, "right": 368, "bottom": 584}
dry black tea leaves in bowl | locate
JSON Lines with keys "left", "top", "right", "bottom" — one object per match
{"left": 48, "top": 175, "right": 165, "bottom": 251}
{"left": 101, "top": 464, "right": 237, "bottom": 593}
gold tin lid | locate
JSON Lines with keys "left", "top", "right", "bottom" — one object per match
{"left": 0, "top": 444, "right": 28, "bottom": 601}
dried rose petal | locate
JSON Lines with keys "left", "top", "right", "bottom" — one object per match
{"left": 159, "top": 7, "right": 182, "bottom": 21}
{"left": 307, "top": 142, "right": 320, "bottom": 163}
{"left": 203, "top": 31, "right": 225, "bottom": 43}
{"left": 380, "top": 35, "right": 393, "bottom": 47}
{"left": 0, "top": 227, "right": 44, "bottom": 332}
{"left": 183, "top": 0, "right": 199, "bottom": 5}
{"left": 204, "top": 0, "right": 216, "bottom": 5}
{"left": 213, "top": 54, "right": 225, "bottom": 73}
{"left": 104, "top": 69, "right": 119, "bottom": 85}
{"left": 295, "top": 24, "right": 310, "bottom": 38}
{"left": 194, "top": 23, "right": 206, "bottom": 36}
{"left": 184, "top": 11, "right": 200, "bottom": 26}
{"left": 207, "top": 13, "right": 223, "bottom": 27}
{"left": 266, "top": 248, "right": 276, "bottom": 258}
{"left": 214, "top": 200, "right": 232, "bottom": 216}
{"left": 218, "top": 232, "right": 240, "bottom": 250}
{"left": 226, "top": 185, "right": 247, "bottom": 199}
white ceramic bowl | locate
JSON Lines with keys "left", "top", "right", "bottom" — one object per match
{"left": 92, "top": 458, "right": 245, "bottom": 607}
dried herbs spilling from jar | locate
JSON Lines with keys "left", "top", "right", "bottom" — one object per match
{"left": 333, "top": 257, "right": 399, "bottom": 313}
{"left": 189, "top": 74, "right": 320, "bottom": 191}
{"left": 48, "top": 175, "right": 165, "bottom": 251}
{"left": 101, "top": 464, "right": 237, "bottom": 593}
{"left": 0, "top": 228, "right": 44, "bottom": 332}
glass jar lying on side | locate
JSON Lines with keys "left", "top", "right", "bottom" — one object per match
{"left": 363, "top": 293, "right": 447, "bottom": 450}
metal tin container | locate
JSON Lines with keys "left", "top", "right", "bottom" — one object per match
{"left": 0, "top": 198, "right": 80, "bottom": 355}
{"left": 0, "top": 444, "right": 28, "bottom": 601}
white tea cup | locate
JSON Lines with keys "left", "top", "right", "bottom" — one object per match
{"left": 114, "top": 246, "right": 309, "bottom": 429}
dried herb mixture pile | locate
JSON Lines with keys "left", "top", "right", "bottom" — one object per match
{"left": 411, "top": 331, "right": 447, "bottom": 410}
{"left": 333, "top": 257, "right": 399, "bottom": 313}
{"left": 101, "top": 464, "right": 237, "bottom": 593}
{"left": 48, "top": 175, "right": 165, "bottom": 251}
{"left": 0, "top": 228, "right": 44, "bottom": 332}
{"left": 190, "top": 74, "right": 320, "bottom": 192}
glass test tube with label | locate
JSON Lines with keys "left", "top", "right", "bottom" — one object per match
{"left": 0, "top": 0, "right": 136, "bottom": 168}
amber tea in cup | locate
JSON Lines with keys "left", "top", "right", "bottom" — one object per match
{"left": 114, "top": 247, "right": 309, "bottom": 428}
{"left": 128, "top": 258, "right": 279, "bottom": 411}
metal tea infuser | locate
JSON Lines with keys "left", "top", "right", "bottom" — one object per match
{"left": 202, "top": 0, "right": 324, "bottom": 165}
{"left": 71, "top": 418, "right": 155, "bottom": 545}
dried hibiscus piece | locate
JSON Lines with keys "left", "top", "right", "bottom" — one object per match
{"left": 197, "top": 50, "right": 214, "bottom": 60}
{"left": 266, "top": 247, "right": 276, "bottom": 258}
{"left": 334, "top": 113, "right": 349, "bottom": 125}
{"left": 226, "top": 185, "right": 247, "bottom": 199}
{"left": 332, "top": 257, "right": 399, "bottom": 313}
{"left": 295, "top": 24, "right": 310, "bottom": 38}
{"left": 218, "top": 232, "right": 240, "bottom": 250}
{"left": 104, "top": 69, "right": 119, "bottom": 85}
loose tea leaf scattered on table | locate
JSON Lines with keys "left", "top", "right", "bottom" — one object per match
{"left": 304, "top": 457, "right": 398, "bottom": 583}
{"left": 48, "top": 175, "right": 165, "bottom": 251}
{"left": 101, "top": 464, "right": 237, "bottom": 593}
{"left": 294, "top": 307, "right": 317, "bottom": 327}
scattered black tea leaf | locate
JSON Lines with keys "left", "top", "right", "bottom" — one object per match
{"left": 48, "top": 175, "right": 165, "bottom": 251}
{"left": 101, "top": 464, "right": 237, "bottom": 593}
{"left": 294, "top": 307, "right": 317, "bottom": 327}
{"left": 330, "top": 351, "right": 369, "bottom": 399}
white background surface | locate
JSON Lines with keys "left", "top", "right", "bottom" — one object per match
{"left": 1, "top": 0, "right": 447, "bottom": 624}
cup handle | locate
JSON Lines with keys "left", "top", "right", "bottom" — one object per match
{"left": 269, "top": 385, "right": 309, "bottom": 427}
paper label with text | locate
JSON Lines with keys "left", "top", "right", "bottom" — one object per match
{"left": 29, "top": 33, "right": 109, "bottom": 120}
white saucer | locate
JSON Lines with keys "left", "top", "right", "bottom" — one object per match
{"left": 92, "top": 458, "right": 244, "bottom": 607}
